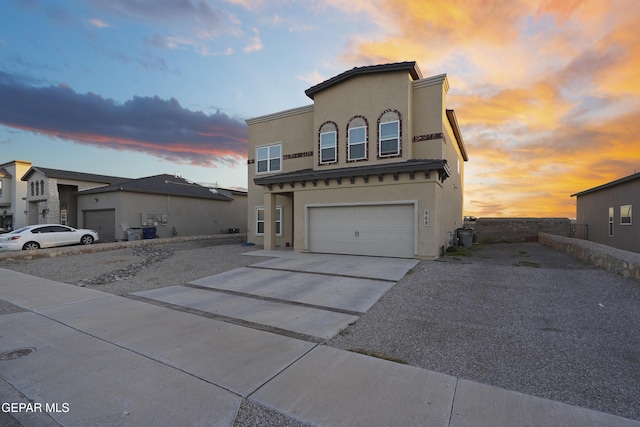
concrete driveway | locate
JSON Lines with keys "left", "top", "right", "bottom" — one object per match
{"left": 132, "top": 250, "right": 419, "bottom": 341}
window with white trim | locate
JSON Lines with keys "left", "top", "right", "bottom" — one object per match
{"left": 256, "top": 206, "right": 282, "bottom": 236}
{"left": 319, "top": 122, "right": 337, "bottom": 164}
{"left": 256, "top": 143, "right": 281, "bottom": 173}
{"left": 348, "top": 117, "right": 367, "bottom": 161}
{"left": 621, "top": 204, "right": 632, "bottom": 225}
{"left": 379, "top": 111, "right": 400, "bottom": 157}
{"left": 320, "top": 131, "right": 337, "bottom": 163}
{"left": 608, "top": 207, "right": 614, "bottom": 236}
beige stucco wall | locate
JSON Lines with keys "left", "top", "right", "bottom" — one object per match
{"left": 311, "top": 71, "right": 414, "bottom": 169}
{"left": 246, "top": 68, "right": 466, "bottom": 259}
{"left": 0, "top": 160, "right": 31, "bottom": 228}
{"left": 78, "top": 191, "right": 247, "bottom": 240}
{"left": 247, "top": 106, "right": 314, "bottom": 242}
{"left": 252, "top": 172, "right": 460, "bottom": 259}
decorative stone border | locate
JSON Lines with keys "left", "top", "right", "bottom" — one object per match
{"left": 539, "top": 232, "right": 640, "bottom": 281}
{"left": 0, "top": 234, "right": 246, "bottom": 261}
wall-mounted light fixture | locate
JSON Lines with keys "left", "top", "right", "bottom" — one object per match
{"left": 93, "top": 197, "right": 99, "bottom": 203}
{"left": 41, "top": 208, "right": 49, "bottom": 218}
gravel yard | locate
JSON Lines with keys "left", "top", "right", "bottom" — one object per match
{"left": 1, "top": 239, "right": 639, "bottom": 424}
{"left": 329, "top": 243, "right": 640, "bottom": 421}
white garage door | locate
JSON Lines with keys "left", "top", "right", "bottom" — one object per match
{"left": 308, "top": 204, "right": 415, "bottom": 258}
{"left": 84, "top": 209, "right": 116, "bottom": 243}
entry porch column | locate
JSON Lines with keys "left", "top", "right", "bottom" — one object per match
{"left": 263, "top": 192, "right": 277, "bottom": 250}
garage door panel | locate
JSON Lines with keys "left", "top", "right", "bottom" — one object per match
{"left": 84, "top": 209, "right": 116, "bottom": 243}
{"left": 308, "top": 205, "right": 415, "bottom": 258}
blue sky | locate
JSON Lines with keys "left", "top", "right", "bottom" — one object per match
{"left": 1, "top": 0, "right": 639, "bottom": 217}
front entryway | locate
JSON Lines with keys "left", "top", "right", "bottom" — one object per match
{"left": 307, "top": 204, "right": 415, "bottom": 258}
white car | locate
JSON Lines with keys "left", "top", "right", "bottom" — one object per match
{"left": 0, "top": 224, "right": 99, "bottom": 251}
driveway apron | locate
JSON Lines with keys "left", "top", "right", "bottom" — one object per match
{"left": 134, "top": 251, "right": 419, "bottom": 342}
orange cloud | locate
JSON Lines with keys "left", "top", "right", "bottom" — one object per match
{"left": 333, "top": 0, "right": 640, "bottom": 218}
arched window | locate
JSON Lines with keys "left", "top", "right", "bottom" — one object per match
{"left": 378, "top": 110, "right": 401, "bottom": 158}
{"left": 347, "top": 116, "right": 368, "bottom": 161}
{"left": 35, "top": 181, "right": 39, "bottom": 196}
{"left": 31, "top": 182, "right": 35, "bottom": 196}
{"left": 319, "top": 121, "right": 338, "bottom": 164}
{"left": 40, "top": 180, "right": 45, "bottom": 195}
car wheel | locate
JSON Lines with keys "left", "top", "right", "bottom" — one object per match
{"left": 80, "top": 235, "right": 94, "bottom": 245}
{"left": 23, "top": 241, "right": 40, "bottom": 250}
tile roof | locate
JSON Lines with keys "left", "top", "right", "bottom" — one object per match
{"left": 254, "top": 159, "right": 450, "bottom": 187}
{"left": 305, "top": 61, "right": 423, "bottom": 100}
{"left": 22, "top": 166, "right": 130, "bottom": 184}
{"left": 79, "top": 174, "right": 233, "bottom": 201}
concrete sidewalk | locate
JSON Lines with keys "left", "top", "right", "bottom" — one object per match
{"left": 1, "top": 267, "right": 639, "bottom": 426}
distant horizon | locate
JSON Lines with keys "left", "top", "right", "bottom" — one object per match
{"left": 2, "top": 1, "right": 639, "bottom": 218}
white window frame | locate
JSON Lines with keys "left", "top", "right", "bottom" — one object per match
{"left": 608, "top": 207, "right": 614, "bottom": 236}
{"left": 256, "top": 143, "right": 282, "bottom": 174}
{"left": 255, "top": 206, "right": 282, "bottom": 236}
{"left": 348, "top": 125, "right": 367, "bottom": 161}
{"left": 319, "top": 131, "right": 337, "bottom": 164}
{"left": 620, "top": 204, "right": 632, "bottom": 225}
{"left": 0, "top": 179, "right": 3, "bottom": 197}
{"left": 379, "top": 120, "right": 400, "bottom": 157}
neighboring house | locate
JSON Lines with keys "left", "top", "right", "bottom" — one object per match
{"left": 246, "top": 61, "right": 468, "bottom": 259}
{"left": 21, "top": 166, "right": 130, "bottom": 228}
{"left": 77, "top": 174, "right": 247, "bottom": 242}
{"left": 0, "top": 160, "right": 32, "bottom": 230}
{"left": 571, "top": 172, "right": 640, "bottom": 253}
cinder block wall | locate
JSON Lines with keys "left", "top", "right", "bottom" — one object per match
{"left": 539, "top": 232, "right": 640, "bottom": 281}
{"left": 471, "top": 218, "right": 571, "bottom": 243}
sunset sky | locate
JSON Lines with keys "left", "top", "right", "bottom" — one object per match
{"left": 1, "top": 0, "right": 639, "bottom": 218}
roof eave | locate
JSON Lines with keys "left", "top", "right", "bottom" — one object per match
{"left": 254, "top": 159, "right": 449, "bottom": 188}
{"left": 446, "top": 109, "right": 469, "bottom": 161}
{"left": 571, "top": 172, "right": 640, "bottom": 197}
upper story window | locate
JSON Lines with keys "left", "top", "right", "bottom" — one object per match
{"left": 621, "top": 204, "right": 632, "bottom": 225}
{"left": 0, "top": 180, "right": 3, "bottom": 197}
{"left": 31, "top": 182, "right": 34, "bottom": 197}
{"left": 378, "top": 110, "right": 401, "bottom": 157}
{"left": 319, "top": 122, "right": 337, "bottom": 164}
{"left": 256, "top": 143, "right": 282, "bottom": 173}
{"left": 348, "top": 117, "right": 367, "bottom": 161}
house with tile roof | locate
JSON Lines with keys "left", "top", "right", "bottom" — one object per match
{"left": 21, "top": 166, "right": 130, "bottom": 229}
{"left": 246, "top": 61, "right": 468, "bottom": 259}
{"left": 16, "top": 164, "right": 246, "bottom": 242}
{"left": 77, "top": 174, "right": 246, "bottom": 241}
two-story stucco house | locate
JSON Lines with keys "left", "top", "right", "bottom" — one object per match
{"left": 246, "top": 62, "right": 468, "bottom": 259}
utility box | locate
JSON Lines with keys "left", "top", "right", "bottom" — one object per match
{"left": 127, "top": 228, "right": 142, "bottom": 241}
